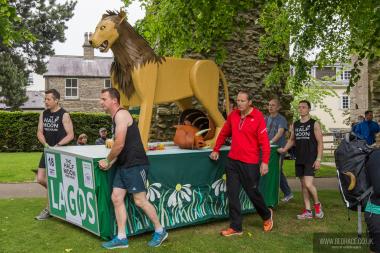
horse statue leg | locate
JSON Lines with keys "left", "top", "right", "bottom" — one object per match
{"left": 190, "top": 60, "right": 226, "bottom": 147}
{"left": 132, "top": 62, "right": 159, "bottom": 150}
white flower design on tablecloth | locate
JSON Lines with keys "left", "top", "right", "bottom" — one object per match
{"left": 211, "top": 174, "right": 227, "bottom": 196}
{"left": 146, "top": 180, "right": 162, "bottom": 202}
{"left": 167, "top": 183, "right": 192, "bottom": 208}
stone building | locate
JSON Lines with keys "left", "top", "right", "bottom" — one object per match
{"left": 44, "top": 33, "right": 112, "bottom": 112}
{"left": 308, "top": 64, "right": 352, "bottom": 132}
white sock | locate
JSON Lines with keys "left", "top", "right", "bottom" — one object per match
{"left": 117, "top": 233, "right": 126, "bottom": 239}
{"left": 155, "top": 227, "right": 163, "bottom": 233}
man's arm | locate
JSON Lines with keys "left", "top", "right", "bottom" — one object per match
{"left": 212, "top": 115, "right": 232, "bottom": 152}
{"left": 210, "top": 115, "right": 232, "bottom": 160}
{"left": 278, "top": 125, "right": 295, "bottom": 154}
{"left": 271, "top": 128, "right": 285, "bottom": 144}
{"left": 258, "top": 115, "right": 270, "bottom": 176}
{"left": 313, "top": 121, "right": 323, "bottom": 170}
{"left": 37, "top": 113, "right": 48, "bottom": 147}
{"left": 56, "top": 113, "right": 74, "bottom": 146}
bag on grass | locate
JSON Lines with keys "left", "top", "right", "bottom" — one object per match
{"left": 334, "top": 133, "right": 374, "bottom": 236}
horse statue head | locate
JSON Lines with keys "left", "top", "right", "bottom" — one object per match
{"left": 89, "top": 9, "right": 163, "bottom": 98}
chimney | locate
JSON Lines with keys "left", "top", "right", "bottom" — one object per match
{"left": 83, "top": 32, "right": 94, "bottom": 60}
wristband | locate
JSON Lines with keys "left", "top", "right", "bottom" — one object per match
{"left": 105, "top": 158, "right": 110, "bottom": 166}
{"left": 316, "top": 157, "right": 321, "bottom": 162}
{"left": 44, "top": 143, "right": 49, "bottom": 148}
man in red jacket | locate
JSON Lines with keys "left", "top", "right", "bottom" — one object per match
{"left": 210, "top": 90, "right": 273, "bottom": 236}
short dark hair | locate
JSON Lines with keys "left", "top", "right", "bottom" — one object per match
{"left": 238, "top": 90, "right": 253, "bottom": 101}
{"left": 365, "top": 110, "right": 373, "bottom": 116}
{"left": 299, "top": 100, "right": 311, "bottom": 109}
{"left": 101, "top": 88, "right": 120, "bottom": 104}
{"left": 45, "top": 89, "right": 60, "bottom": 100}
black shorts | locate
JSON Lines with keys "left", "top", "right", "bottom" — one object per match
{"left": 113, "top": 165, "right": 149, "bottom": 193}
{"left": 38, "top": 153, "right": 46, "bottom": 169}
{"left": 365, "top": 211, "right": 380, "bottom": 252}
{"left": 295, "top": 163, "right": 315, "bottom": 177}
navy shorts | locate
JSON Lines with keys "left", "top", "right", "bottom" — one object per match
{"left": 113, "top": 165, "right": 149, "bottom": 193}
{"left": 39, "top": 153, "right": 46, "bottom": 169}
{"left": 295, "top": 163, "right": 315, "bottom": 177}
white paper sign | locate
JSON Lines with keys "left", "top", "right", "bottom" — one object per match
{"left": 82, "top": 161, "right": 94, "bottom": 190}
{"left": 46, "top": 153, "right": 57, "bottom": 178}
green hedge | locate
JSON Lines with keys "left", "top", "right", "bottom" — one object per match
{"left": 0, "top": 111, "right": 112, "bottom": 152}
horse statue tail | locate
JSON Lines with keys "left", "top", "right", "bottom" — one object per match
{"left": 218, "top": 68, "right": 230, "bottom": 115}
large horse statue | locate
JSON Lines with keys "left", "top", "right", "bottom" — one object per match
{"left": 90, "top": 9, "right": 229, "bottom": 148}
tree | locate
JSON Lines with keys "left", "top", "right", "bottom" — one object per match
{"left": 0, "top": 0, "right": 76, "bottom": 109}
{"left": 0, "top": 0, "right": 34, "bottom": 46}
{"left": 259, "top": 0, "right": 380, "bottom": 91}
{"left": 133, "top": 0, "right": 379, "bottom": 92}
{"left": 0, "top": 53, "right": 28, "bottom": 110}
{"left": 4, "top": 0, "right": 77, "bottom": 74}
{"left": 132, "top": 0, "right": 255, "bottom": 63}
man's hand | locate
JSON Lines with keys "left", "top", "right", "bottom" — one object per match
{"left": 277, "top": 147, "right": 286, "bottom": 154}
{"left": 98, "top": 159, "right": 110, "bottom": 170}
{"left": 260, "top": 163, "right": 269, "bottom": 176}
{"left": 313, "top": 160, "right": 321, "bottom": 170}
{"left": 209, "top": 151, "right": 219, "bottom": 160}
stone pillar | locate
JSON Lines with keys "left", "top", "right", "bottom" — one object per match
{"left": 350, "top": 56, "right": 369, "bottom": 122}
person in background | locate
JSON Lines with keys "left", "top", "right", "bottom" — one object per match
{"left": 266, "top": 98, "right": 293, "bottom": 202}
{"left": 77, "top": 133, "right": 88, "bottom": 145}
{"left": 35, "top": 89, "right": 74, "bottom": 220}
{"left": 278, "top": 100, "right": 324, "bottom": 220}
{"left": 353, "top": 111, "right": 380, "bottom": 145}
{"left": 210, "top": 90, "right": 274, "bottom": 236}
{"left": 95, "top": 127, "right": 108, "bottom": 145}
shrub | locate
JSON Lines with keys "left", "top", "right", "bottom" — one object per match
{"left": 0, "top": 111, "right": 112, "bottom": 152}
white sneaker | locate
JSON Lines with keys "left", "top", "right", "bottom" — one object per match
{"left": 35, "top": 208, "right": 51, "bottom": 220}
{"left": 281, "top": 193, "right": 294, "bottom": 202}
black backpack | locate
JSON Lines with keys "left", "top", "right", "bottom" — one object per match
{"left": 334, "top": 134, "right": 374, "bottom": 236}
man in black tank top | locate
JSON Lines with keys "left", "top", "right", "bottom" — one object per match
{"left": 35, "top": 89, "right": 74, "bottom": 220}
{"left": 278, "top": 100, "right": 324, "bottom": 220}
{"left": 98, "top": 88, "right": 168, "bottom": 249}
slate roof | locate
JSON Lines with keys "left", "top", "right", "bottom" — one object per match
{"left": 43, "top": 55, "right": 113, "bottom": 77}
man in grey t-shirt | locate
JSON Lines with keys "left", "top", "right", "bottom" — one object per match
{"left": 266, "top": 98, "right": 293, "bottom": 202}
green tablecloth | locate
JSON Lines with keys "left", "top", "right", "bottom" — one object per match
{"left": 46, "top": 145, "right": 279, "bottom": 239}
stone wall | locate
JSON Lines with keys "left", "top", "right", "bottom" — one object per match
{"left": 149, "top": 8, "right": 293, "bottom": 142}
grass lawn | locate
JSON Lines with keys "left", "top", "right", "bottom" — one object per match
{"left": 283, "top": 160, "right": 336, "bottom": 178}
{"left": 0, "top": 190, "right": 368, "bottom": 253}
{"left": 0, "top": 152, "right": 42, "bottom": 183}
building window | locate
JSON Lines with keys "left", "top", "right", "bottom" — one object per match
{"left": 65, "top": 78, "right": 78, "bottom": 99}
{"left": 104, "top": 79, "right": 111, "bottom": 88}
{"left": 341, "top": 96, "right": 350, "bottom": 109}
{"left": 27, "top": 74, "right": 33, "bottom": 86}
{"left": 341, "top": 70, "right": 351, "bottom": 81}
{"left": 315, "top": 67, "right": 336, "bottom": 81}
